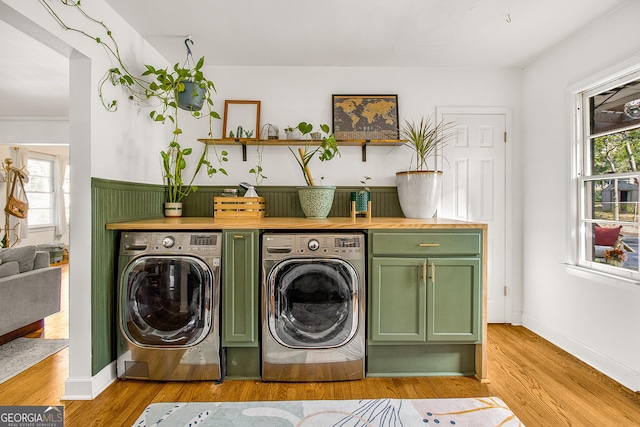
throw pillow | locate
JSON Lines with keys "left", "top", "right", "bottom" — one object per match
{"left": 0, "top": 261, "right": 20, "bottom": 278}
{"left": 594, "top": 226, "right": 622, "bottom": 246}
{"left": 0, "top": 245, "right": 37, "bottom": 273}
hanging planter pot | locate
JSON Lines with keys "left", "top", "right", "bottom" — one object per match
{"left": 396, "top": 171, "right": 442, "bottom": 218}
{"left": 177, "top": 81, "right": 205, "bottom": 111}
{"left": 297, "top": 186, "right": 336, "bottom": 218}
{"left": 164, "top": 202, "right": 183, "bottom": 217}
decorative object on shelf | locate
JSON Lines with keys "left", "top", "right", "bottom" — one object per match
{"left": 333, "top": 94, "right": 399, "bottom": 140}
{"left": 284, "top": 126, "right": 301, "bottom": 140}
{"left": 290, "top": 122, "right": 341, "bottom": 218}
{"left": 350, "top": 176, "right": 372, "bottom": 218}
{"left": 605, "top": 248, "right": 627, "bottom": 267}
{"left": 267, "top": 124, "right": 279, "bottom": 139}
{"left": 396, "top": 116, "right": 456, "bottom": 218}
{"left": 222, "top": 100, "right": 261, "bottom": 140}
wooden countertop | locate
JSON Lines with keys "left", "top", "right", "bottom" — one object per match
{"left": 106, "top": 217, "right": 487, "bottom": 231}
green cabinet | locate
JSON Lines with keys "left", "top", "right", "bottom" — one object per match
{"left": 370, "top": 257, "right": 427, "bottom": 342}
{"left": 222, "top": 230, "right": 258, "bottom": 346}
{"left": 367, "top": 229, "right": 483, "bottom": 377}
{"left": 427, "top": 257, "right": 481, "bottom": 342}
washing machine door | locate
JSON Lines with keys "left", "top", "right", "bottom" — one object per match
{"left": 120, "top": 255, "right": 213, "bottom": 347}
{"left": 267, "top": 258, "right": 359, "bottom": 348}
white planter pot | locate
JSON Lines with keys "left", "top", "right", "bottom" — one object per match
{"left": 297, "top": 186, "right": 336, "bottom": 218}
{"left": 164, "top": 202, "right": 183, "bottom": 217}
{"left": 396, "top": 171, "right": 442, "bottom": 218}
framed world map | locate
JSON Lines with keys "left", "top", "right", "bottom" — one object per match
{"left": 332, "top": 94, "right": 399, "bottom": 140}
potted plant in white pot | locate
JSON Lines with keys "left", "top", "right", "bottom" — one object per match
{"left": 396, "top": 116, "right": 456, "bottom": 218}
{"left": 161, "top": 141, "right": 225, "bottom": 217}
{"left": 290, "top": 122, "right": 340, "bottom": 218}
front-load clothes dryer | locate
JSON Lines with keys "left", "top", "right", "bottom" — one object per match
{"left": 262, "top": 232, "right": 366, "bottom": 382}
{"left": 117, "top": 232, "right": 224, "bottom": 381}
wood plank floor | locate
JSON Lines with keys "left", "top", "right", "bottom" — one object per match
{"left": 1, "top": 265, "right": 639, "bottom": 426}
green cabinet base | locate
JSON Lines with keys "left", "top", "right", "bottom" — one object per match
{"left": 366, "top": 344, "right": 476, "bottom": 377}
{"left": 225, "top": 347, "right": 261, "bottom": 379}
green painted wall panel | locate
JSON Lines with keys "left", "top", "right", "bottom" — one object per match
{"left": 91, "top": 178, "right": 164, "bottom": 375}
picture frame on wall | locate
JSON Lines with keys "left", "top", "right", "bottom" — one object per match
{"left": 222, "top": 100, "right": 261, "bottom": 140}
{"left": 332, "top": 94, "right": 399, "bottom": 140}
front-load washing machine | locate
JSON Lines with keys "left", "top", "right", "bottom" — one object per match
{"left": 117, "top": 231, "right": 224, "bottom": 381}
{"left": 262, "top": 232, "right": 366, "bottom": 382}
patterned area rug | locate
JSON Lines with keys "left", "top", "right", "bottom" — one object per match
{"left": 0, "top": 338, "right": 68, "bottom": 384}
{"left": 133, "top": 397, "right": 524, "bottom": 426}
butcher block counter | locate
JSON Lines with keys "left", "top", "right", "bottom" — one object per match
{"left": 105, "top": 216, "right": 487, "bottom": 230}
{"left": 107, "top": 216, "right": 488, "bottom": 382}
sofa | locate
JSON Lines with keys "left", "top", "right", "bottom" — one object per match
{"left": 0, "top": 245, "right": 62, "bottom": 344}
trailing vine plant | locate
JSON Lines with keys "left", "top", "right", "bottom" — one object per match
{"left": 38, "top": 0, "right": 228, "bottom": 182}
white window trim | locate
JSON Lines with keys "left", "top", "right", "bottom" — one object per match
{"left": 26, "top": 151, "right": 56, "bottom": 229}
{"left": 566, "top": 56, "right": 640, "bottom": 287}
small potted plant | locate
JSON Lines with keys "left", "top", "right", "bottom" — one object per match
{"left": 289, "top": 122, "right": 340, "bottom": 218}
{"left": 604, "top": 248, "right": 627, "bottom": 267}
{"left": 161, "top": 141, "right": 226, "bottom": 217}
{"left": 351, "top": 176, "right": 372, "bottom": 217}
{"left": 396, "top": 116, "right": 456, "bottom": 218}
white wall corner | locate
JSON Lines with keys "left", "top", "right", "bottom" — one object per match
{"left": 62, "top": 361, "right": 117, "bottom": 400}
{"left": 523, "top": 314, "right": 640, "bottom": 392}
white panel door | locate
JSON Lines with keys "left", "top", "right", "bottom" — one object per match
{"left": 438, "top": 111, "right": 507, "bottom": 323}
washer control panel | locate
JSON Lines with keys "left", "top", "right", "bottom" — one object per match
{"left": 263, "top": 233, "right": 365, "bottom": 260}
{"left": 120, "top": 232, "right": 222, "bottom": 257}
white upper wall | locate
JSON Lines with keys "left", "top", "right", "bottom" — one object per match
{"left": 522, "top": 1, "right": 640, "bottom": 391}
{"left": 187, "top": 66, "right": 522, "bottom": 187}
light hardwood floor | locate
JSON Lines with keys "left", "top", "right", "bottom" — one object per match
{"left": 1, "top": 264, "right": 639, "bottom": 426}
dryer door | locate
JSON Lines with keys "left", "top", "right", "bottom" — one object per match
{"left": 267, "top": 258, "right": 359, "bottom": 348}
{"left": 120, "top": 255, "right": 213, "bottom": 347}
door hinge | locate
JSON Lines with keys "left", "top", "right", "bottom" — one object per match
{"left": 503, "top": 285, "right": 507, "bottom": 296}
{"left": 504, "top": 131, "right": 507, "bottom": 143}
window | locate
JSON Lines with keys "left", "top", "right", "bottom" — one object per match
{"left": 24, "top": 154, "right": 55, "bottom": 227}
{"left": 578, "top": 70, "right": 640, "bottom": 279}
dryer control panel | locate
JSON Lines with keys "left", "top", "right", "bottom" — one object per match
{"left": 263, "top": 233, "right": 365, "bottom": 260}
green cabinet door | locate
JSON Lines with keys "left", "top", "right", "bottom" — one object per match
{"left": 427, "top": 257, "right": 481, "bottom": 342}
{"left": 222, "top": 230, "right": 258, "bottom": 346}
{"left": 370, "top": 257, "right": 427, "bottom": 342}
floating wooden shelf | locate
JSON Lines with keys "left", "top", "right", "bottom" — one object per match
{"left": 197, "top": 138, "right": 407, "bottom": 161}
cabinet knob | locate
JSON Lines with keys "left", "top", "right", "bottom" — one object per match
{"left": 419, "top": 243, "right": 440, "bottom": 247}
{"left": 233, "top": 235, "right": 245, "bottom": 239}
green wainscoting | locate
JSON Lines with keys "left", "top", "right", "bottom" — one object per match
{"left": 91, "top": 178, "right": 164, "bottom": 375}
{"left": 91, "top": 179, "right": 402, "bottom": 376}
{"left": 184, "top": 185, "right": 403, "bottom": 218}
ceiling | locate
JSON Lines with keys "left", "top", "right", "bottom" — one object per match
{"left": 0, "top": 0, "right": 628, "bottom": 117}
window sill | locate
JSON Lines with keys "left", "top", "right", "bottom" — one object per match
{"left": 565, "top": 264, "right": 640, "bottom": 290}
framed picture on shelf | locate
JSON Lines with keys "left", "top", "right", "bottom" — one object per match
{"left": 222, "top": 100, "right": 261, "bottom": 140}
{"left": 332, "top": 94, "right": 399, "bottom": 140}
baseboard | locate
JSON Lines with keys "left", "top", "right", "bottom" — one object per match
{"left": 522, "top": 314, "right": 640, "bottom": 392}
{"left": 62, "top": 361, "right": 117, "bottom": 400}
